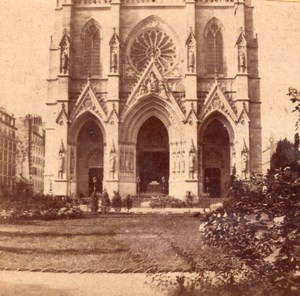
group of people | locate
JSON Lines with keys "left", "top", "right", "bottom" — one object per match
{"left": 90, "top": 188, "right": 133, "bottom": 213}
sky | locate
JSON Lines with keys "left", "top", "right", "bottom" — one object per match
{"left": 0, "top": 0, "right": 300, "bottom": 161}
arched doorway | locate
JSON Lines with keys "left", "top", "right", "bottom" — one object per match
{"left": 202, "top": 119, "right": 230, "bottom": 198}
{"left": 77, "top": 120, "right": 104, "bottom": 197}
{"left": 137, "top": 116, "right": 169, "bottom": 194}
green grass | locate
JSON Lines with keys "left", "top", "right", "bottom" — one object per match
{"left": 0, "top": 214, "right": 204, "bottom": 271}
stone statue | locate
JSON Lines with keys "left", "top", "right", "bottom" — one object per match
{"left": 238, "top": 34, "right": 247, "bottom": 73}
{"left": 60, "top": 38, "right": 69, "bottom": 74}
{"left": 125, "top": 152, "right": 129, "bottom": 172}
{"left": 189, "top": 148, "right": 195, "bottom": 179}
{"left": 110, "top": 146, "right": 116, "bottom": 179}
{"left": 158, "top": 80, "right": 166, "bottom": 98}
{"left": 139, "top": 83, "right": 147, "bottom": 96}
{"left": 146, "top": 72, "right": 159, "bottom": 93}
{"left": 111, "top": 40, "right": 118, "bottom": 73}
{"left": 58, "top": 153, "right": 64, "bottom": 179}
{"left": 187, "top": 46, "right": 195, "bottom": 73}
{"left": 241, "top": 149, "right": 248, "bottom": 179}
{"left": 238, "top": 49, "right": 246, "bottom": 73}
{"left": 110, "top": 30, "right": 119, "bottom": 74}
{"left": 130, "top": 150, "right": 134, "bottom": 173}
{"left": 58, "top": 140, "right": 65, "bottom": 179}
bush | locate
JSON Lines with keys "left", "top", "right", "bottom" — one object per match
{"left": 199, "top": 168, "right": 300, "bottom": 292}
{"left": 149, "top": 196, "right": 186, "bottom": 208}
{"left": 0, "top": 195, "right": 83, "bottom": 220}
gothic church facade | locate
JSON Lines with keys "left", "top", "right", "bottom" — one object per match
{"left": 44, "top": 0, "right": 262, "bottom": 199}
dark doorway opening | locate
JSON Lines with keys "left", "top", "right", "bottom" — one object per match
{"left": 204, "top": 168, "right": 221, "bottom": 198}
{"left": 137, "top": 116, "right": 169, "bottom": 194}
{"left": 77, "top": 119, "right": 104, "bottom": 197}
{"left": 88, "top": 168, "right": 103, "bottom": 195}
{"left": 138, "top": 151, "right": 169, "bottom": 193}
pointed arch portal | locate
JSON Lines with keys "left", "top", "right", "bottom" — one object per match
{"left": 202, "top": 118, "right": 231, "bottom": 198}
{"left": 137, "top": 116, "right": 169, "bottom": 194}
{"left": 76, "top": 120, "right": 104, "bottom": 197}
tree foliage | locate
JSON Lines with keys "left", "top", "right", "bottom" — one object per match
{"left": 288, "top": 87, "right": 300, "bottom": 130}
{"left": 270, "top": 138, "right": 295, "bottom": 172}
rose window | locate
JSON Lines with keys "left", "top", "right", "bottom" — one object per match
{"left": 129, "top": 29, "right": 178, "bottom": 74}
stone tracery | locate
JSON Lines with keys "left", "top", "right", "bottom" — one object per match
{"left": 129, "top": 29, "right": 178, "bottom": 74}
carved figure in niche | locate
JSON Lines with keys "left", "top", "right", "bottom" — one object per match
{"left": 120, "top": 148, "right": 124, "bottom": 172}
{"left": 60, "top": 36, "right": 69, "bottom": 74}
{"left": 189, "top": 146, "right": 195, "bottom": 179}
{"left": 238, "top": 49, "right": 246, "bottom": 73}
{"left": 187, "top": 45, "right": 195, "bottom": 73}
{"left": 58, "top": 140, "right": 65, "bottom": 179}
{"left": 158, "top": 80, "right": 166, "bottom": 98}
{"left": 125, "top": 151, "right": 129, "bottom": 172}
{"left": 139, "top": 83, "right": 147, "bottom": 96}
{"left": 146, "top": 72, "right": 159, "bottom": 93}
{"left": 110, "top": 145, "right": 116, "bottom": 179}
{"left": 238, "top": 36, "right": 247, "bottom": 73}
{"left": 110, "top": 39, "right": 119, "bottom": 73}
{"left": 241, "top": 148, "right": 248, "bottom": 179}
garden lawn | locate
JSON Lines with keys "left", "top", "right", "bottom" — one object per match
{"left": 0, "top": 214, "right": 204, "bottom": 271}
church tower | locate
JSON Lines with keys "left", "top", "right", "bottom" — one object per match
{"left": 44, "top": 0, "right": 262, "bottom": 200}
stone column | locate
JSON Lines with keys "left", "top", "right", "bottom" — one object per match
{"left": 44, "top": 3, "right": 72, "bottom": 196}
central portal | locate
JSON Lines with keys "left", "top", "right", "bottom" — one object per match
{"left": 137, "top": 116, "right": 169, "bottom": 194}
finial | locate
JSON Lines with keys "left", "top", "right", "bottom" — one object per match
{"left": 87, "top": 72, "right": 91, "bottom": 84}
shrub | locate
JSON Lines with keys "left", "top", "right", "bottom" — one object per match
{"left": 0, "top": 197, "right": 83, "bottom": 221}
{"left": 200, "top": 168, "right": 300, "bottom": 281}
{"left": 149, "top": 196, "right": 186, "bottom": 208}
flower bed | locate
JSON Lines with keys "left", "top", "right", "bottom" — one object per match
{"left": 149, "top": 196, "right": 187, "bottom": 208}
{"left": 0, "top": 195, "right": 83, "bottom": 220}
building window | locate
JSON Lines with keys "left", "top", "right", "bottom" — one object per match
{"left": 129, "top": 29, "right": 178, "bottom": 74}
{"left": 81, "top": 19, "right": 101, "bottom": 76}
{"left": 205, "top": 19, "right": 224, "bottom": 75}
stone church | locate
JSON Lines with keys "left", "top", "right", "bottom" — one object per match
{"left": 44, "top": 0, "right": 262, "bottom": 200}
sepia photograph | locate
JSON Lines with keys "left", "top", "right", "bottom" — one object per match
{"left": 0, "top": 0, "right": 300, "bottom": 295}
